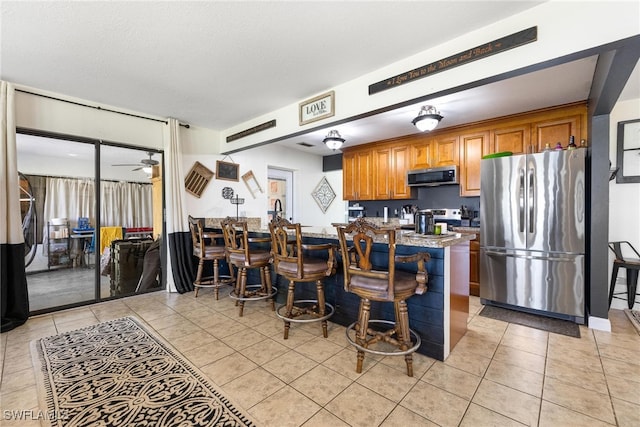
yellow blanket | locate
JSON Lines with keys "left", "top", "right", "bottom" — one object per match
{"left": 100, "top": 227, "right": 123, "bottom": 254}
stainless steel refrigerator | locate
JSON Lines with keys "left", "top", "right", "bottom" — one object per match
{"left": 480, "top": 149, "right": 586, "bottom": 322}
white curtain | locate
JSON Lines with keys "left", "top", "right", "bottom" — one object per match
{"left": 100, "top": 180, "right": 152, "bottom": 227}
{"left": 164, "top": 117, "right": 191, "bottom": 293}
{"left": 43, "top": 177, "right": 152, "bottom": 228}
{"left": 1, "top": 80, "right": 30, "bottom": 331}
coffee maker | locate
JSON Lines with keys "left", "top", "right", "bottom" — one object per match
{"left": 414, "top": 210, "right": 435, "bottom": 234}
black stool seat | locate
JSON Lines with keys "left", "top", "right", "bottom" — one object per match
{"left": 608, "top": 241, "right": 640, "bottom": 309}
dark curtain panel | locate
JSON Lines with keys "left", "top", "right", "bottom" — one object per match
{"left": 1, "top": 243, "right": 29, "bottom": 332}
{"left": 168, "top": 231, "right": 194, "bottom": 293}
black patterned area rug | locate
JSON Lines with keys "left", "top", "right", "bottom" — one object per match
{"left": 30, "top": 316, "right": 255, "bottom": 427}
{"left": 479, "top": 305, "right": 581, "bottom": 338}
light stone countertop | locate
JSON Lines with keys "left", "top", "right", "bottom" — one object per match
{"left": 203, "top": 218, "right": 474, "bottom": 248}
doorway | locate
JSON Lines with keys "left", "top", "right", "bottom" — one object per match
{"left": 267, "top": 167, "right": 293, "bottom": 221}
{"left": 16, "top": 131, "right": 164, "bottom": 314}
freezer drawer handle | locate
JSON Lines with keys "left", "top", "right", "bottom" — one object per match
{"left": 484, "top": 250, "right": 575, "bottom": 262}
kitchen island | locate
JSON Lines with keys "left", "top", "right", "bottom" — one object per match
{"left": 205, "top": 218, "right": 474, "bottom": 361}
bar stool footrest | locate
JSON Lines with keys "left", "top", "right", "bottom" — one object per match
{"left": 229, "top": 284, "right": 278, "bottom": 301}
{"left": 346, "top": 319, "right": 421, "bottom": 356}
{"left": 276, "top": 300, "right": 334, "bottom": 323}
{"left": 195, "top": 274, "right": 234, "bottom": 288}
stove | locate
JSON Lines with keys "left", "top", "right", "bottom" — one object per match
{"left": 431, "top": 208, "right": 462, "bottom": 221}
{"left": 431, "top": 208, "right": 463, "bottom": 228}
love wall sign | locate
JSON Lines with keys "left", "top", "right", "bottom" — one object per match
{"left": 299, "top": 91, "right": 335, "bottom": 126}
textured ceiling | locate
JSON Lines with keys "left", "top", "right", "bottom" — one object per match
{"left": 1, "top": 1, "right": 545, "bottom": 130}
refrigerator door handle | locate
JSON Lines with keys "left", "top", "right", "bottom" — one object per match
{"left": 484, "top": 249, "right": 576, "bottom": 262}
{"left": 528, "top": 167, "right": 535, "bottom": 234}
{"left": 519, "top": 169, "right": 525, "bottom": 233}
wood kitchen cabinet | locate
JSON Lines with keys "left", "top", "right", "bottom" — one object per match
{"left": 390, "top": 144, "right": 413, "bottom": 199}
{"left": 342, "top": 148, "right": 373, "bottom": 200}
{"left": 469, "top": 233, "right": 480, "bottom": 297}
{"left": 343, "top": 102, "right": 587, "bottom": 201}
{"left": 409, "top": 139, "right": 432, "bottom": 170}
{"left": 459, "top": 131, "right": 489, "bottom": 197}
{"left": 489, "top": 124, "right": 531, "bottom": 155}
{"left": 531, "top": 114, "right": 582, "bottom": 152}
{"left": 372, "top": 144, "right": 414, "bottom": 200}
{"left": 432, "top": 135, "right": 459, "bottom": 166}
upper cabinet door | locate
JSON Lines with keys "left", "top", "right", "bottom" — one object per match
{"left": 432, "top": 135, "right": 459, "bottom": 166}
{"left": 531, "top": 115, "right": 581, "bottom": 152}
{"left": 342, "top": 149, "right": 374, "bottom": 201}
{"left": 391, "top": 145, "right": 414, "bottom": 199}
{"left": 374, "top": 147, "right": 391, "bottom": 199}
{"left": 409, "top": 139, "right": 432, "bottom": 170}
{"left": 459, "top": 131, "right": 489, "bottom": 197}
{"left": 489, "top": 124, "right": 531, "bottom": 155}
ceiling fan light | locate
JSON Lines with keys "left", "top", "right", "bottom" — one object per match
{"left": 323, "top": 130, "right": 345, "bottom": 151}
{"left": 412, "top": 105, "right": 443, "bottom": 132}
{"left": 142, "top": 166, "right": 153, "bottom": 174}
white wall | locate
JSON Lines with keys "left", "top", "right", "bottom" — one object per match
{"left": 608, "top": 97, "right": 640, "bottom": 297}
{"left": 182, "top": 143, "right": 344, "bottom": 228}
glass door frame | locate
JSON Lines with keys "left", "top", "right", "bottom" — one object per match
{"left": 16, "top": 127, "right": 165, "bottom": 316}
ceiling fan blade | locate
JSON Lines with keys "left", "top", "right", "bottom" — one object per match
{"left": 132, "top": 166, "right": 144, "bottom": 171}
{"left": 112, "top": 163, "right": 142, "bottom": 167}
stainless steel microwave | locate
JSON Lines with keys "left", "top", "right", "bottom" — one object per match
{"left": 407, "top": 165, "right": 459, "bottom": 186}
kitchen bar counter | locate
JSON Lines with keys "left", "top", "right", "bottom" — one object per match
{"left": 204, "top": 218, "right": 475, "bottom": 248}
{"left": 203, "top": 217, "right": 471, "bottom": 360}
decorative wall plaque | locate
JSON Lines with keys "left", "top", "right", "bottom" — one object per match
{"left": 369, "top": 27, "right": 537, "bottom": 95}
{"left": 185, "top": 161, "right": 214, "bottom": 198}
{"left": 216, "top": 160, "right": 239, "bottom": 181}
{"left": 311, "top": 177, "right": 336, "bottom": 213}
{"left": 299, "top": 91, "right": 335, "bottom": 126}
{"left": 222, "top": 187, "right": 234, "bottom": 199}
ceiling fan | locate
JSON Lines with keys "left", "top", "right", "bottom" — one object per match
{"left": 112, "top": 152, "right": 159, "bottom": 171}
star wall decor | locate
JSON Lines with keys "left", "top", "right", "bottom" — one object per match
{"left": 311, "top": 176, "right": 336, "bottom": 213}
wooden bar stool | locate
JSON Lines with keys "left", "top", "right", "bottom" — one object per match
{"left": 608, "top": 241, "right": 640, "bottom": 309}
{"left": 188, "top": 216, "right": 234, "bottom": 299}
{"left": 269, "top": 217, "right": 336, "bottom": 339}
{"left": 335, "top": 218, "right": 430, "bottom": 377}
{"left": 221, "top": 217, "right": 276, "bottom": 316}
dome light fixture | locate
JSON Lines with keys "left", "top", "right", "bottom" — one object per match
{"left": 323, "top": 130, "right": 345, "bottom": 151}
{"left": 412, "top": 105, "right": 443, "bottom": 132}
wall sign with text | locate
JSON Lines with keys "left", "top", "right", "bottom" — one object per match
{"left": 299, "top": 91, "right": 335, "bottom": 126}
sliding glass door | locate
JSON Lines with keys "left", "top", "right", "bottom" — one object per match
{"left": 16, "top": 132, "right": 164, "bottom": 314}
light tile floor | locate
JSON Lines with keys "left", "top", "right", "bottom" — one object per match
{"left": 1, "top": 290, "right": 638, "bottom": 426}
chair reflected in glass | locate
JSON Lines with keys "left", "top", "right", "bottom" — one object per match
{"left": 221, "top": 217, "right": 276, "bottom": 316}
{"left": 269, "top": 217, "right": 336, "bottom": 339}
{"left": 335, "top": 218, "right": 430, "bottom": 377}
{"left": 188, "top": 215, "right": 233, "bottom": 299}
{"left": 608, "top": 240, "right": 640, "bottom": 309}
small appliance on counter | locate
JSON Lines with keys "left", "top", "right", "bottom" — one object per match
{"left": 414, "top": 208, "right": 462, "bottom": 234}
{"left": 414, "top": 210, "right": 435, "bottom": 234}
{"left": 460, "top": 205, "right": 476, "bottom": 227}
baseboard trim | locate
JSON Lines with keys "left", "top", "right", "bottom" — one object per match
{"left": 588, "top": 316, "right": 611, "bottom": 332}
